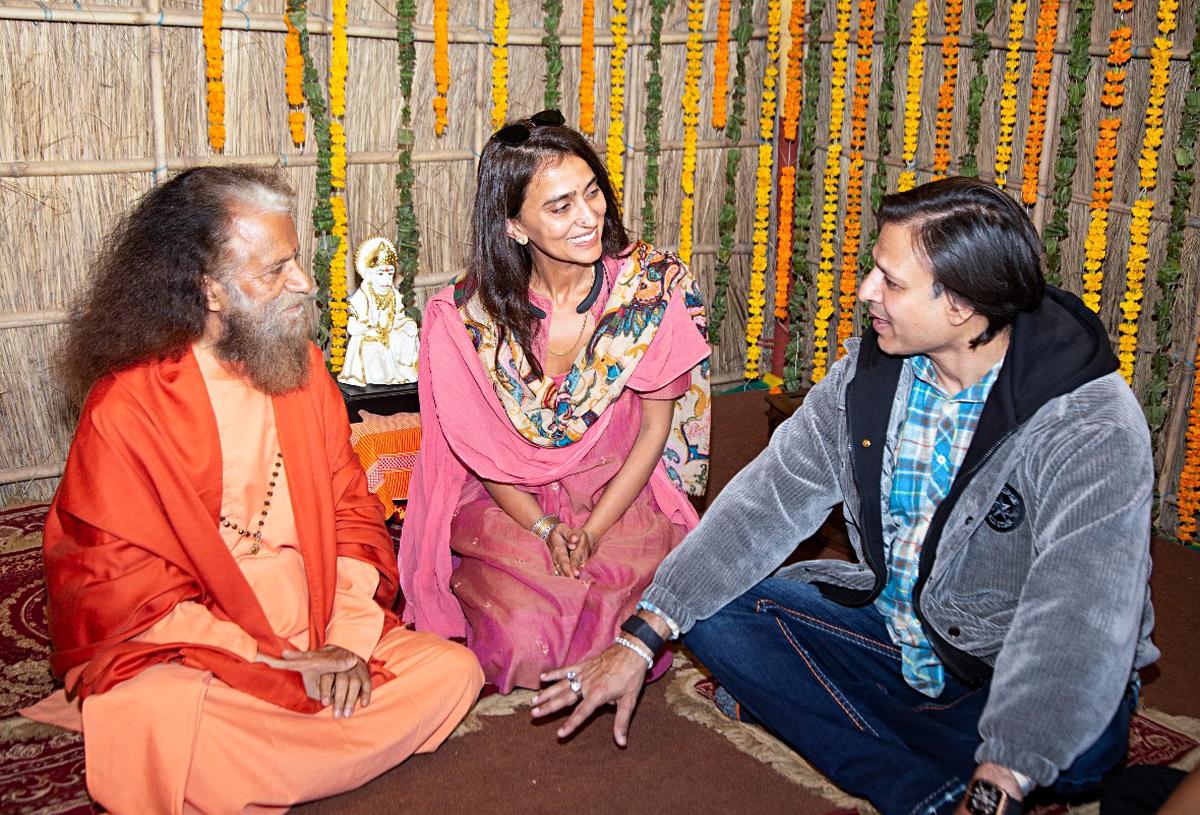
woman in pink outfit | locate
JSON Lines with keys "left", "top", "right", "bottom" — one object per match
{"left": 399, "top": 111, "right": 711, "bottom": 692}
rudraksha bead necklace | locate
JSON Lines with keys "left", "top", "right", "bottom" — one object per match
{"left": 219, "top": 451, "right": 283, "bottom": 556}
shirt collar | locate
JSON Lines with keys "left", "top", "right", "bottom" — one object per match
{"left": 910, "top": 354, "right": 1003, "bottom": 403}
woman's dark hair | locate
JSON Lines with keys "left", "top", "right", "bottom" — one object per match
{"left": 58, "top": 165, "right": 293, "bottom": 399}
{"left": 877, "top": 176, "right": 1045, "bottom": 347}
{"left": 462, "top": 117, "right": 629, "bottom": 377}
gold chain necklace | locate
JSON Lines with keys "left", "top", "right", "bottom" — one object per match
{"left": 548, "top": 311, "right": 591, "bottom": 357}
{"left": 219, "top": 451, "right": 283, "bottom": 556}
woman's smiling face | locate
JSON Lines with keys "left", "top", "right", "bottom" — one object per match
{"left": 506, "top": 154, "right": 607, "bottom": 270}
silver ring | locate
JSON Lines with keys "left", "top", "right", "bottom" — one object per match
{"left": 567, "top": 672, "right": 582, "bottom": 695}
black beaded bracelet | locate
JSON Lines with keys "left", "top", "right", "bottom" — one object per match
{"left": 620, "top": 614, "right": 665, "bottom": 657}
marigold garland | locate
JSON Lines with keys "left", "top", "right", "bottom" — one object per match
{"left": 578, "top": 0, "right": 596, "bottom": 135}
{"left": 491, "top": 0, "right": 510, "bottom": 130}
{"left": 781, "top": 0, "right": 806, "bottom": 142}
{"left": 1042, "top": 0, "right": 1096, "bottom": 284}
{"left": 812, "top": 0, "right": 853, "bottom": 384}
{"left": 1019, "top": 0, "right": 1059, "bottom": 203}
{"left": 774, "top": 0, "right": 807, "bottom": 326}
{"left": 860, "top": 0, "right": 903, "bottom": 282}
{"left": 640, "top": 0, "right": 670, "bottom": 244}
{"left": 433, "top": 0, "right": 450, "bottom": 135}
{"left": 678, "top": 0, "right": 705, "bottom": 267}
{"left": 835, "top": 0, "right": 876, "bottom": 353}
{"left": 606, "top": 0, "right": 629, "bottom": 203}
{"left": 327, "top": 0, "right": 350, "bottom": 372}
{"left": 543, "top": 0, "right": 564, "bottom": 109}
{"left": 745, "top": 0, "right": 781, "bottom": 380}
{"left": 897, "top": 0, "right": 929, "bottom": 192}
{"left": 992, "top": 1, "right": 1027, "bottom": 187}
{"left": 202, "top": 0, "right": 225, "bottom": 151}
{"left": 284, "top": 12, "right": 305, "bottom": 146}
{"left": 960, "top": 0, "right": 996, "bottom": 177}
{"left": 1178, "top": 339, "right": 1200, "bottom": 542}
{"left": 712, "top": 0, "right": 733, "bottom": 129}
{"left": 1117, "top": 0, "right": 1178, "bottom": 385}
{"left": 931, "top": 0, "right": 963, "bottom": 178}
{"left": 1080, "top": 17, "right": 1133, "bottom": 314}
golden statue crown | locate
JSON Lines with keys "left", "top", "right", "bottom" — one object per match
{"left": 355, "top": 236, "right": 400, "bottom": 277}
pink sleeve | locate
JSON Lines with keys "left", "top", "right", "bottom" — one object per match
{"left": 131, "top": 601, "right": 258, "bottom": 663}
{"left": 627, "top": 288, "right": 709, "bottom": 393}
{"left": 324, "top": 556, "right": 385, "bottom": 662}
{"left": 641, "top": 371, "right": 691, "bottom": 400}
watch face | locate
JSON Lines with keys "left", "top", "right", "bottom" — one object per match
{"left": 965, "top": 779, "right": 1006, "bottom": 815}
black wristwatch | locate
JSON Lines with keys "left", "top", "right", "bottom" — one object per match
{"left": 964, "top": 779, "right": 1020, "bottom": 815}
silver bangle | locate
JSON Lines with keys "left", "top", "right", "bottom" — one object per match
{"left": 614, "top": 636, "right": 654, "bottom": 671}
{"left": 531, "top": 513, "right": 560, "bottom": 542}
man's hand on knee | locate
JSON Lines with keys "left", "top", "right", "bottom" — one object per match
{"left": 258, "top": 645, "right": 371, "bottom": 718}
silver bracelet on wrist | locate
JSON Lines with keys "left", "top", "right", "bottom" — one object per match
{"left": 614, "top": 636, "right": 655, "bottom": 671}
{"left": 531, "top": 513, "right": 561, "bottom": 542}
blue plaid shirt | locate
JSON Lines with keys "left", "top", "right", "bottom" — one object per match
{"left": 875, "top": 355, "right": 1001, "bottom": 697}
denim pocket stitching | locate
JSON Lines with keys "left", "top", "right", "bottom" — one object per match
{"left": 756, "top": 599, "right": 902, "bottom": 661}
{"left": 772, "top": 616, "right": 880, "bottom": 737}
{"left": 907, "top": 776, "right": 966, "bottom": 815}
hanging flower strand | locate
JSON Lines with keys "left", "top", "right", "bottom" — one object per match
{"left": 1020, "top": 0, "right": 1059, "bottom": 203}
{"left": 284, "top": 11, "right": 305, "bottom": 146}
{"left": 812, "top": 0, "right": 853, "bottom": 383}
{"left": 202, "top": 0, "right": 225, "bottom": 150}
{"left": 433, "top": 0, "right": 450, "bottom": 135}
{"left": 678, "top": 0, "right": 705, "bottom": 266}
{"left": 1117, "top": 0, "right": 1178, "bottom": 385}
{"left": 491, "top": 0, "right": 510, "bottom": 130}
{"left": 640, "top": 0, "right": 670, "bottom": 244}
{"left": 932, "top": 0, "right": 963, "bottom": 177}
{"left": 606, "top": 0, "right": 629, "bottom": 202}
{"left": 993, "top": 1, "right": 1028, "bottom": 187}
{"left": 713, "top": 0, "right": 733, "bottom": 129}
{"left": 774, "top": 0, "right": 808, "bottom": 329}
{"left": 745, "top": 0, "right": 781, "bottom": 380}
{"left": 1080, "top": 13, "right": 1133, "bottom": 313}
{"left": 836, "top": 0, "right": 876, "bottom": 353}
{"left": 1178, "top": 338, "right": 1200, "bottom": 543}
{"left": 781, "top": 0, "right": 806, "bottom": 141}
{"left": 579, "top": 0, "right": 596, "bottom": 134}
{"left": 327, "top": 0, "right": 350, "bottom": 372}
{"left": 897, "top": 0, "right": 929, "bottom": 192}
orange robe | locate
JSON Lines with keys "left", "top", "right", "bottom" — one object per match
{"left": 25, "top": 344, "right": 482, "bottom": 814}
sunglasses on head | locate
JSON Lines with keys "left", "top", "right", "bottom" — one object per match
{"left": 493, "top": 109, "right": 567, "bottom": 146}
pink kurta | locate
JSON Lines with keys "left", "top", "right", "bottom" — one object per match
{"left": 25, "top": 345, "right": 483, "bottom": 814}
{"left": 400, "top": 253, "right": 710, "bottom": 692}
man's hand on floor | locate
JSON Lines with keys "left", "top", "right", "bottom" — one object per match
{"left": 258, "top": 645, "right": 371, "bottom": 718}
{"left": 531, "top": 644, "right": 647, "bottom": 746}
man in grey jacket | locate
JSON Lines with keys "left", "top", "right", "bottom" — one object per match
{"left": 531, "top": 178, "right": 1157, "bottom": 815}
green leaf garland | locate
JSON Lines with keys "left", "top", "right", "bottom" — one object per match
{"left": 394, "top": 0, "right": 422, "bottom": 322}
{"left": 1041, "top": 0, "right": 1095, "bottom": 286}
{"left": 640, "top": 0, "right": 670, "bottom": 245}
{"left": 959, "top": 0, "right": 995, "bottom": 177}
{"left": 543, "top": 0, "right": 563, "bottom": 110}
{"left": 709, "top": 0, "right": 755, "bottom": 337}
{"left": 858, "top": 0, "right": 902, "bottom": 282}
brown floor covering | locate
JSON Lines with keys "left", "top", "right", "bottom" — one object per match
{"left": 296, "top": 390, "right": 1200, "bottom": 814}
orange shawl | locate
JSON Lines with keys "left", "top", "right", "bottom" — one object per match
{"left": 43, "top": 346, "right": 398, "bottom": 713}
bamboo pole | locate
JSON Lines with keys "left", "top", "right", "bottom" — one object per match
{"left": 145, "top": 0, "right": 167, "bottom": 184}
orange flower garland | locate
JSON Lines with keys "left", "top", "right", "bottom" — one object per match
{"left": 433, "top": 0, "right": 450, "bottom": 136}
{"left": 1117, "top": 0, "right": 1177, "bottom": 384}
{"left": 774, "top": 166, "right": 797, "bottom": 321}
{"left": 579, "top": 0, "right": 595, "bottom": 135}
{"left": 781, "top": 0, "right": 806, "bottom": 141}
{"left": 1020, "top": 0, "right": 1059, "bottom": 203}
{"left": 678, "top": 0, "right": 704, "bottom": 267}
{"left": 836, "top": 0, "right": 876, "bottom": 355}
{"left": 606, "top": 0, "right": 628, "bottom": 203}
{"left": 491, "top": 0, "right": 510, "bottom": 130}
{"left": 327, "top": 0, "right": 349, "bottom": 371}
{"left": 897, "top": 0, "right": 928, "bottom": 192}
{"left": 993, "top": 0, "right": 1028, "bottom": 187}
{"left": 202, "top": 0, "right": 225, "bottom": 151}
{"left": 812, "top": 0, "right": 853, "bottom": 383}
{"left": 931, "top": 0, "right": 963, "bottom": 178}
{"left": 284, "top": 12, "right": 304, "bottom": 146}
{"left": 1178, "top": 339, "right": 1200, "bottom": 542}
{"left": 1080, "top": 18, "right": 1133, "bottom": 313}
{"left": 746, "top": 0, "right": 781, "bottom": 379}
{"left": 712, "top": 0, "right": 732, "bottom": 129}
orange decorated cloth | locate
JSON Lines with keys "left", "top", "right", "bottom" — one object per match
{"left": 349, "top": 411, "right": 423, "bottom": 514}
{"left": 42, "top": 345, "right": 399, "bottom": 714}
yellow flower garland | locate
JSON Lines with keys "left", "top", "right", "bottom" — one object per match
{"left": 897, "top": 0, "right": 928, "bottom": 192}
{"left": 812, "top": 0, "right": 852, "bottom": 383}
{"left": 993, "top": 1, "right": 1028, "bottom": 187}
{"left": 678, "top": 0, "right": 704, "bottom": 267}
{"left": 579, "top": 0, "right": 595, "bottom": 134}
{"left": 1117, "top": 0, "right": 1178, "bottom": 384}
{"left": 284, "top": 12, "right": 304, "bottom": 146}
{"left": 745, "top": 0, "right": 781, "bottom": 380}
{"left": 1081, "top": 16, "right": 1133, "bottom": 314}
{"left": 433, "top": 0, "right": 450, "bottom": 136}
{"left": 837, "top": 0, "right": 876, "bottom": 356}
{"left": 606, "top": 0, "right": 628, "bottom": 203}
{"left": 202, "top": 0, "right": 225, "bottom": 151}
{"left": 491, "top": 0, "right": 510, "bottom": 130}
{"left": 712, "top": 0, "right": 733, "bottom": 129}
{"left": 327, "top": 0, "right": 349, "bottom": 372}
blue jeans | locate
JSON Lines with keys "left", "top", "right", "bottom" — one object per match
{"left": 685, "top": 578, "right": 1136, "bottom": 815}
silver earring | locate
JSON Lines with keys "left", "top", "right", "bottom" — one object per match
{"left": 516, "top": 236, "right": 528, "bottom": 245}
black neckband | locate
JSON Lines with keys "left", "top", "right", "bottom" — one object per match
{"left": 529, "top": 261, "right": 604, "bottom": 319}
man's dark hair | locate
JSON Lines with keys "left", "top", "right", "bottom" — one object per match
{"left": 59, "top": 165, "right": 293, "bottom": 399}
{"left": 877, "top": 177, "right": 1045, "bottom": 347}
{"left": 460, "top": 117, "right": 629, "bottom": 378}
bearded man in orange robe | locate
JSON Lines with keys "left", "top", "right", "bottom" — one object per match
{"left": 22, "top": 166, "right": 483, "bottom": 814}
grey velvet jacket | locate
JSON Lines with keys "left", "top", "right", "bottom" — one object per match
{"left": 643, "top": 288, "right": 1157, "bottom": 787}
